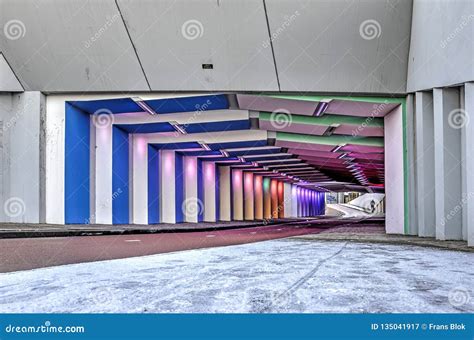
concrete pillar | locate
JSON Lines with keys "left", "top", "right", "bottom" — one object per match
{"left": 131, "top": 136, "right": 148, "bottom": 224}
{"left": 254, "top": 175, "right": 263, "bottom": 220}
{"left": 433, "top": 88, "right": 463, "bottom": 240}
{"left": 244, "top": 172, "right": 254, "bottom": 220}
{"left": 463, "top": 83, "right": 474, "bottom": 247}
{"left": 90, "top": 117, "right": 113, "bottom": 224}
{"left": 203, "top": 162, "right": 216, "bottom": 222}
{"left": 183, "top": 156, "right": 200, "bottom": 223}
{"left": 160, "top": 150, "right": 177, "bottom": 223}
{"left": 218, "top": 166, "right": 231, "bottom": 221}
{"left": 406, "top": 94, "right": 418, "bottom": 235}
{"left": 283, "top": 183, "right": 292, "bottom": 218}
{"left": 277, "top": 181, "right": 285, "bottom": 218}
{"left": 270, "top": 179, "right": 279, "bottom": 219}
{"left": 291, "top": 185, "right": 298, "bottom": 217}
{"left": 0, "top": 92, "right": 44, "bottom": 223}
{"left": 415, "top": 91, "right": 436, "bottom": 237}
{"left": 384, "top": 105, "right": 405, "bottom": 234}
{"left": 263, "top": 177, "right": 271, "bottom": 220}
{"left": 232, "top": 169, "right": 243, "bottom": 220}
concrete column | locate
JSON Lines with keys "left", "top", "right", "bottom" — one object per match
{"left": 0, "top": 92, "right": 44, "bottom": 223}
{"left": 218, "top": 166, "right": 231, "bottom": 221}
{"left": 203, "top": 161, "right": 216, "bottom": 222}
{"left": 384, "top": 105, "right": 405, "bottom": 234}
{"left": 406, "top": 94, "right": 418, "bottom": 234}
{"left": 183, "top": 156, "right": 199, "bottom": 223}
{"left": 91, "top": 117, "right": 113, "bottom": 224}
{"left": 463, "top": 83, "right": 474, "bottom": 247}
{"left": 277, "top": 181, "right": 285, "bottom": 218}
{"left": 283, "top": 183, "right": 292, "bottom": 218}
{"left": 160, "top": 149, "right": 177, "bottom": 223}
{"left": 263, "top": 177, "right": 271, "bottom": 220}
{"left": 254, "top": 175, "right": 263, "bottom": 220}
{"left": 244, "top": 172, "right": 254, "bottom": 220}
{"left": 232, "top": 169, "right": 244, "bottom": 220}
{"left": 415, "top": 91, "right": 436, "bottom": 237}
{"left": 291, "top": 185, "right": 298, "bottom": 217}
{"left": 433, "top": 88, "right": 463, "bottom": 240}
{"left": 131, "top": 135, "right": 148, "bottom": 224}
{"left": 270, "top": 179, "right": 279, "bottom": 219}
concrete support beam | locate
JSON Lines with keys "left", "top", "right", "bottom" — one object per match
{"left": 291, "top": 185, "right": 298, "bottom": 218}
{"left": 406, "top": 94, "right": 418, "bottom": 235}
{"left": 131, "top": 136, "right": 148, "bottom": 224}
{"left": 415, "top": 91, "right": 436, "bottom": 237}
{"left": 283, "top": 183, "right": 292, "bottom": 218}
{"left": 203, "top": 162, "right": 216, "bottom": 222}
{"left": 277, "top": 181, "right": 285, "bottom": 218}
{"left": 463, "top": 83, "right": 474, "bottom": 247}
{"left": 160, "top": 150, "right": 177, "bottom": 223}
{"left": 218, "top": 166, "right": 231, "bottom": 221}
{"left": 254, "top": 175, "right": 263, "bottom": 220}
{"left": 244, "top": 172, "right": 254, "bottom": 220}
{"left": 433, "top": 88, "right": 463, "bottom": 240}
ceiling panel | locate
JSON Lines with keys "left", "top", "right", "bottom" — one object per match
{"left": 117, "top": 0, "right": 279, "bottom": 91}
{"left": 0, "top": 0, "right": 149, "bottom": 92}
{"left": 266, "top": 0, "right": 412, "bottom": 93}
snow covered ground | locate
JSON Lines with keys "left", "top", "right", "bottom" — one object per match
{"left": 0, "top": 239, "right": 472, "bottom": 313}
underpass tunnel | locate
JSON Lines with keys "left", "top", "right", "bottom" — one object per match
{"left": 45, "top": 94, "right": 400, "bottom": 228}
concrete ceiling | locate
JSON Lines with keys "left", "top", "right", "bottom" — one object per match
{"left": 0, "top": 0, "right": 412, "bottom": 93}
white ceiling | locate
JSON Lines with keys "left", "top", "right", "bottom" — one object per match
{"left": 0, "top": 0, "right": 412, "bottom": 93}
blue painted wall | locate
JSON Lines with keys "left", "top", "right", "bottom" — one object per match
{"left": 65, "top": 103, "right": 90, "bottom": 224}
{"left": 148, "top": 146, "right": 160, "bottom": 224}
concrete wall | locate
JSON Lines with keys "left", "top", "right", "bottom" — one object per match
{"left": 407, "top": 0, "right": 474, "bottom": 92}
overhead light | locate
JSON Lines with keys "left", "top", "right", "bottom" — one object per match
{"left": 221, "top": 150, "right": 229, "bottom": 157}
{"left": 337, "top": 153, "right": 347, "bottom": 159}
{"left": 132, "top": 97, "right": 157, "bottom": 115}
{"left": 313, "top": 101, "right": 330, "bottom": 117}
{"left": 198, "top": 141, "right": 211, "bottom": 151}
{"left": 238, "top": 156, "right": 246, "bottom": 162}
{"left": 170, "top": 121, "right": 186, "bottom": 134}
{"left": 331, "top": 144, "right": 346, "bottom": 153}
{"left": 252, "top": 162, "right": 259, "bottom": 167}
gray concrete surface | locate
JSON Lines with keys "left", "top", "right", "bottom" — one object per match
{"left": 0, "top": 239, "right": 472, "bottom": 313}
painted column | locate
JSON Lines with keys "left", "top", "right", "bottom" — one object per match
{"left": 463, "top": 83, "right": 474, "bottom": 247}
{"left": 183, "top": 156, "right": 200, "bottom": 223}
{"left": 147, "top": 146, "right": 160, "bottom": 224}
{"left": 160, "top": 150, "right": 177, "bottom": 223}
{"left": 254, "top": 175, "right": 264, "bottom": 220}
{"left": 283, "top": 183, "right": 292, "bottom": 218}
{"left": 277, "top": 181, "right": 285, "bottom": 218}
{"left": 384, "top": 105, "right": 405, "bottom": 234}
{"left": 433, "top": 88, "right": 463, "bottom": 240}
{"left": 270, "top": 179, "right": 279, "bottom": 219}
{"left": 90, "top": 116, "right": 113, "bottom": 224}
{"left": 203, "top": 161, "right": 216, "bottom": 222}
{"left": 263, "top": 177, "right": 272, "bottom": 220}
{"left": 232, "top": 169, "right": 244, "bottom": 220}
{"left": 415, "top": 91, "right": 436, "bottom": 237}
{"left": 244, "top": 172, "right": 254, "bottom": 220}
{"left": 218, "top": 166, "right": 231, "bottom": 221}
{"left": 291, "top": 185, "right": 298, "bottom": 218}
{"left": 131, "top": 135, "right": 148, "bottom": 224}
